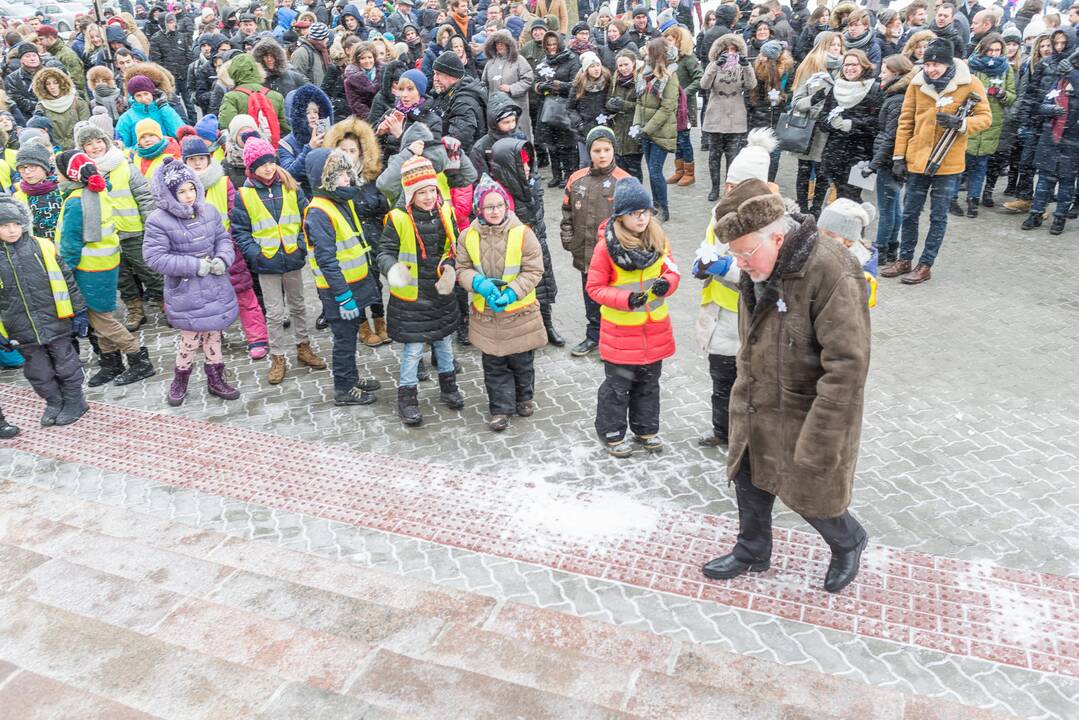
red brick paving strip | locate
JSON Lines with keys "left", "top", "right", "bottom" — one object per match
{"left": 2, "top": 385, "right": 1076, "bottom": 679}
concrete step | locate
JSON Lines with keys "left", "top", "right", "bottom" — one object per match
{"left": 0, "top": 661, "right": 158, "bottom": 720}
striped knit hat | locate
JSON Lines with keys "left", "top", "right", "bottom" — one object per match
{"left": 401, "top": 154, "right": 439, "bottom": 206}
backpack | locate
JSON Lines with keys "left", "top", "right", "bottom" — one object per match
{"left": 235, "top": 87, "right": 281, "bottom": 145}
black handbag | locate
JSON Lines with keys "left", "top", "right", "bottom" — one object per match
{"left": 775, "top": 110, "right": 815, "bottom": 154}
{"left": 539, "top": 95, "right": 579, "bottom": 131}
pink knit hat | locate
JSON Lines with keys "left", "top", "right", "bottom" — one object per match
{"left": 242, "top": 137, "right": 276, "bottom": 172}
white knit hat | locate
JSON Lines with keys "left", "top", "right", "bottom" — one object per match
{"left": 725, "top": 128, "right": 778, "bottom": 186}
{"left": 817, "top": 198, "right": 877, "bottom": 242}
{"left": 578, "top": 51, "right": 601, "bottom": 72}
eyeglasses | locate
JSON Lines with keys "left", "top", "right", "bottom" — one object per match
{"left": 729, "top": 242, "right": 763, "bottom": 260}
{"left": 482, "top": 201, "right": 506, "bottom": 211}
{"left": 628, "top": 209, "right": 652, "bottom": 221}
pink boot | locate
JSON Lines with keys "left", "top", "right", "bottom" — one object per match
{"left": 167, "top": 366, "right": 193, "bottom": 407}
{"left": 249, "top": 342, "right": 269, "bottom": 360}
{"left": 204, "top": 363, "right": 240, "bottom": 400}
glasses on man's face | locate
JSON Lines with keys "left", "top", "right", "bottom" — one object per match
{"left": 629, "top": 208, "right": 652, "bottom": 221}
{"left": 729, "top": 242, "right": 763, "bottom": 260}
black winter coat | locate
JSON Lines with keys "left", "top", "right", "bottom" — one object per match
{"left": 1032, "top": 67, "right": 1079, "bottom": 178}
{"left": 230, "top": 179, "right": 311, "bottom": 275}
{"left": 149, "top": 29, "right": 191, "bottom": 80}
{"left": 794, "top": 23, "right": 829, "bottom": 62}
{"left": 4, "top": 68, "right": 37, "bottom": 120}
{"left": 468, "top": 91, "right": 527, "bottom": 177}
{"left": 870, "top": 74, "right": 911, "bottom": 170}
{"left": 0, "top": 233, "right": 85, "bottom": 346}
{"left": 378, "top": 205, "right": 461, "bottom": 343}
{"left": 820, "top": 80, "right": 882, "bottom": 175}
{"left": 371, "top": 97, "right": 443, "bottom": 159}
{"left": 306, "top": 192, "right": 382, "bottom": 316}
{"left": 429, "top": 74, "right": 488, "bottom": 152}
{"left": 569, "top": 84, "right": 609, "bottom": 139}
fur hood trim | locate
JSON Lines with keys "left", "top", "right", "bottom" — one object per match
{"left": 323, "top": 116, "right": 383, "bottom": 182}
{"left": 709, "top": 33, "right": 747, "bottom": 61}
{"left": 31, "top": 67, "right": 73, "bottom": 101}
{"left": 251, "top": 39, "right": 289, "bottom": 73}
{"left": 288, "top": 83, "right": 334, "bottom": 145}
{"left": 121, "top": 61, "right": 176, "bottom": 96}
{"left": 484, "top": 30, "right": 519, "bottom": 62}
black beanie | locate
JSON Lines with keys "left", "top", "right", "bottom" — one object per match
{"left": 923, "top": 38, "right": 954, "bottom": 65}
{"left": 432, "top": 50, "right": 465, "bottom": 79}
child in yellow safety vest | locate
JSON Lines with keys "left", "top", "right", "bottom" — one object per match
{"left": 0, "top": 196, "right": 90, "bottom": 428}
{"left": 455, "top": 176, "right": 547, "bottom": 433}
{"left": 76, "top": 118, "right": 163, "bottom": 334}
{"left": 130, "top": 118, "right": 181, "bottom": 180}
{"left": 182, "top": 136, "right": 270, "bottom": 361}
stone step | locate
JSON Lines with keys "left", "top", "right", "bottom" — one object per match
{"left": 0, "top": 662, "right": 158, "bottom": 720}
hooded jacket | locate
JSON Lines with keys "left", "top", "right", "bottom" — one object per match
{"left": 217, "top": 53, "right": 290, "bottom": 137}
{"left": 701, "top": 34, "right": 757, "bottom": 135}
{"left": 115, "top": 63, "right": 186, "bottom": 147}
{"left": 371, "top": 92, "right": 444, "bottom": 160}
{"left": 279, "top": 84, "right": 335, "bottom": 196}
{"left": 92, "top": 24, "right": 147, "bottom": 66}
{"left": 291, "top": 37, "right": 328, "bottom": 87}
{"left": 251, "top": 39, "right": 309, "bottom": 99}
{"left": 43, "top": 37, "right": 85, "bottom": 96}
{"left": 142, "top": 160, "right": 238, "bottom": 333}
{"left": 376, "top": 121, "right": 478, "bottom": 208}
{"left": 481, "top": 30, "right": 535, "bottom": 140}
{"left": 468, "top": 91, "right": 527, "bottom": 176}
{"left": 32, "top": 68, "right": 90, "bottom": 151}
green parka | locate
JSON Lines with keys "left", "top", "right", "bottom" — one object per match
{"left": 966, "top": 65, "right": 1016, "bottom": 157}
{"left": 633, "top": 70, "right": 680, "bottom": 152}
{"left": 217, "top": 54, "right": 290, "bottom": 136}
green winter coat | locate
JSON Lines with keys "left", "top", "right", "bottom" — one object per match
{"left": 966, "top": 67, "right": 1016, "bottom": 157}
{"left": 673, "top": 52, "right": 703, "bottom": 127}
{"left": 48, "top": 39, "right": 86, "bottom": 97}
{"left": 608, "top": 74, "right": 640, "bottom": 157}
{"left": 217, "top": 54, "right": 290, "bottom": 137}
{"left": 633, "top": 71, "right": 680, "bottom": 152}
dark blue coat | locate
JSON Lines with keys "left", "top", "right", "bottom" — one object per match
{"left": 278, "top": 84, "right": 335, "bottom": 197}
{"left": 230, "top": 179, "right": 310, "bottom": 275}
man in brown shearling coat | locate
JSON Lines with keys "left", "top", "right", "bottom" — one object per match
{"left": 701, "top": 179, "right": 871, "bottom": 594}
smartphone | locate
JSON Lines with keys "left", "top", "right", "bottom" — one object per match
{"left": 315, "top": 118, "right": 330, "bottom": 135}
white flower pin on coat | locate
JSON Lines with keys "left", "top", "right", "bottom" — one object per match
{"left": 777, "top": 298, "right": 787, "bottom": 313}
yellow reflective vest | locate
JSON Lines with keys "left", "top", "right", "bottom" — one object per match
{"left": 107, "top": 161, "right": 143, "bottom": 234}
{"left": 699, "top": 222, "right": 739, "bottom": 313}
{"left": 56, "top": 189, "right": 120, "bottom": 272}
{"left": 204, "top": 177, "right": 231, "bottom": 231}
{"left": 0, "top": 159, "right": 11, "bottom": 193}
{"left": 238, "top": 186, "right": 301, "bottom": 259}
{"left": 302, "top": 196, "right": 370, "bottom": 289}
{"left": 133, "top": 152, "right": 169, "bottom": 181}
{"left": 386, "top": 204, "right": 456, "bottom": 302}
{"left": 0, "top": 235, "right": 75, "bottom": 339}
{"left": 463, "top": 225, "right": 536, "bottom": 313}
{"left": 600, "top": 245, "right": 671, "bottom": 326}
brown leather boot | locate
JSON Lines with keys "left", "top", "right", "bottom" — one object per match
{"left": 267, "top": 354, "right": 286, "bottom": 385}
{"left": 666, "top": 158, "right": 684, "bottom": 184}
{"left": 358, "top": 320, "right": 381, "bottom": 347}
{"left": 373, "top": 316, "right": 391, "bottom": 345}
{"left": 296, "top": 341, "right": 326, "bottom": 369}
{"left": 677, "top": 162, "right": 695, "bottom": 186}
{"left": 900, "top": 263, "right": 932, "bottom": 285}
{"left": 124, "top": 297, "right": 146, "bottom": 332}
{"left": 880, "top": 259, "right": 912, "bottom": 278}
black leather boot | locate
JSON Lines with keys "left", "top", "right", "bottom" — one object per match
{"left": 540, "top": 305, "right": 564, "bottom": 347}
{"left": 0, "top": 409, "right": 19, "bottom": 438}
{"left": 87, "top": 351, "right": 123, "bottom": 387}
{"left": 397, "top": 385, "right": 422, "bottom": 426}
{"left": 702, "top": 554, "right": 770, "bottom": 580}
{"left": 113, "top": 346, "right": 155, "bottom": 385}
{"left": 437, "top": 372, "right": 464, "bottom": 409}
{"left": 823, "top": 533, "right": 869, "bottom": 593}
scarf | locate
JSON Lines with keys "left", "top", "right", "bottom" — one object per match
{"left": 569, "top": 38, "right": 594, "bottom": 55}
{"left": 721, "top": 51, "right": 740, "bottom": 70}
{"left": 307, "top": 38, "right": 331, "bottom": 68}
{"left": 68, "top": 180, "right": 103, "bottom": 247}
{"left": 617, "top": 71, "right": 635, "bottom": 88}
{"left": 968, "top": 54, "right": 1009, "bottom": 78}
{"left": 451, "top": 9, "right": 470, "bottom": 37}
{"left": 94, "top": 146, "right": 127, "bottom": 173}
{"left": 195, "top": 159, "right": 225, "bottom": 190}
{"left": 825, "top": 54, "right": 842, "bottom": 71}
{"left": 606, "top": 221, "right": 660, "bottom": 270}
{"left": 19, "top": 176, "right": 59, "bottom": 196}
{"left": 666, "top": 45, "right": 678, "bottom": 63}
{"left": 843, "top": 29, "right": 872, "bottom": 51}
{"left": 927, "top": 64, "right": 956, "bottom": 92}
{"left": 136, "top": 138, "right": 168, "bottom": 158}
{"left": 1054, "top": 77, "right": 1070, "bottom": 143}
{"left": 832, "top": 77, "right": 874, "bottom": 108}
{"left": 636, "top": 68, "right": 668, "bottom": 99}
{"left": 395, "top": 97, "right": 422, "bottom": 114}
{"left": 582, "top": 75, "right": 606, "bottom": 93}
{"left": 40, "top": 90, "right": 76, "bottom": 114}
{"left": 226, "top": 136, "right": 246, "bottom": 167}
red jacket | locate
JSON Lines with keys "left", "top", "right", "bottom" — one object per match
{"left": 586, "top": 220, "right": 679, "bottom": 366}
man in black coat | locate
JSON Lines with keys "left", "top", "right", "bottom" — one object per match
{"left": 150, "top": 15, "right": 193, "bottom": 118}
{"left": 4, "top": 44, "right": 41, "bottom": 121}
{"left": 429, "top": 51, "right": 487, "bottom": 153}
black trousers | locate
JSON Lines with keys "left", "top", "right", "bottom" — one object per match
{"left": 595, "top": 360, "right": 662, "bottom": 443}
{"left": 796, "top": 160, "right": 831, "bottom": 214}
{"left": 616, "top": 153, "right": 643, "bottom": 182}
{"left": 578, "top": 274, "right": 604, "bottom": 345}
{"left": 731, "top": 456, "right": 866, "bottom": 564}
{"left": 21, "top": 337, "right": 83, "bottom": 400}
{"left": 482, "top": 350, "right": 534, "bottom": 415}
{"left": 708, "top": 353, "right": 737, "bottom": 441}
{"left": 707, "top": 132, "right": 747, "bottom": 190}
{"left": 328, "top": 316, "right": 361, "bottom": 395}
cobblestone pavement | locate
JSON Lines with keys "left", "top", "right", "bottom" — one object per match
{"left": 0, "top": 145, "right": 1077, "bottom": 718}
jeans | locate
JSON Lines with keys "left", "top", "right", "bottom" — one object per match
{"left": 640, "top": 136, "right": 669, "bottom": 210}
{"left": 874, "top": 166, "right": 903, "bottom": 255}
{"left": 958, "top": 154, "right": 990, "bottom": 201}
{"left": 675, "top": 128, "right": 694, "bottom": 163}
{"left": 1032, "top": 171, "right": 1077, "bottom": 217}
{"left": 899, "top": 173, "right": 959, "bottom": 267}
{"left": 400, "top": 336, "right": 453, "bottom": 387}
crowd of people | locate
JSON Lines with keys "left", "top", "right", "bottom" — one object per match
{"left": 0, "top": 0, "right": 1067, "bottom": 472}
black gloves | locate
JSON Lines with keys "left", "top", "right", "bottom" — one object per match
{"left": 935, "top": 112, "right": 963, "bottom": 130}
{"left": 628, "top": 291, "right": 648, "bottom": 309}
{"left": 154, "top": 91, "right": 168, "bottom": 109}
{"left": 861, "top": 165, "right": 875, "bottom": 178}
{"left": 650, "top": 277, "right": 671, "bottom": 297}
{"left": 1059, "top": 57, "right": 1074, "bottom": 75}
{"left": 892, "top": 159, "right": 907, "bottom": 182}
{"left": 738, "top": 55, "right": 749, "bottom": 66}
{"left": 1040, "top": 103, "right": 1067, "bottom": 118}
{"left": 605, "top": 96, "right": 625, "bottom": 113}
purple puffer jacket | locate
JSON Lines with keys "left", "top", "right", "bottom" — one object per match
{"left": 142, "top": 159, "right": 239, "bottom": 333}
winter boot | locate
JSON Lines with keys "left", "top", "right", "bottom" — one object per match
{"left": 113, "top": 346, "right": 155, "bottom": 385}
{"left": 966, "top": 197, "right": 979, "bottom": 218}
{"left": 1003, "top": 198, "right": 1031, "bottom": 213}
{"left": 87, "top": 351, "right": 124, "bottom": 387}
{"left": 541, "top": 305, "right": 565, "bottom": 347}
{"left": 373, "top": 316, "right": 391, "bottom": 344}
{"left": 677, "top": 162, "right": 695, "bottom": 186}
{"left": 397, "top": 385, "right": 422, "bottom": 426}
{"left": 267, "top": 354, "right": 287, "bottom": 384}
{"left": 1050, "top": 215, "right": 1067, "bottom": 235}
{"left": 205, "top": 363, "right": 240, "bottom": 400}
{"left": 335, "top": 386, "right": 376, "bottom": 405}
{"left": 314, "top": 312, "right": 327, "bottom": 330}
{"left": 296, "top": 341, "right": 326, "bottom": 369}
{"left": 666, "top": 158, "right": 685, "bottom": 184}
{"left": 1021, "top": 211, "right": 1042, "bottom": 230}
{"left": 981, "top": 186, "right": 995, "bottom": 208}
{"left": 40, "top": 396, "right": 63, "bottom": 426}
{"left": 123, "top": 297, "right": 146, "bottom": 332}
{"left": 53, "top": 386, "right": 88, "bottom": 426}
{"left": 0, "top": 410, "right": 19, "bottom": 438}
{"left": 949, "top": 198, "right": 965, "bottom": 217}
{"left": 167, "top": 366, "right": 193, "bottom": 407}
{"left": 438, "top": 371, "right": 465, "bottom": 410}
{"left": 657, "top": 206, "right": 670, "bottom": 222}
{"left": 358, "top": 320, "right": 381, "bottom": 347}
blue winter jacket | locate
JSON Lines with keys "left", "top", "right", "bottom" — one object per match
{"left": 58, "top": 189, "right": 119, "bottom": 313}
{"left": 277, "top": 84, "right": 334, "bottom": 197}
{"left": 115, "top": 99, "right": 184, "bottom": 148}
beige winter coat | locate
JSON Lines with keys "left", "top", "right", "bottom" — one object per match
{"left": 455, "top": 212, "right": 548, "bottom": 357}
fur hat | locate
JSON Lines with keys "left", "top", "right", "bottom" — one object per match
{"left": 317, "top": 148, "right": 357, "bottom": 192}
{"left": 726, "top": 128, "right": 778, "bottom": 186}
{"left": 14, "top": 140, "right": 52, "bottom": 174}
{"left": 126, "top": 74, "right": 156, "bottom": 96}
{"left": 400, "top": 154, "right": 439, "bottom": 205}
{"left": 432, "top": 50, "right": 465, "bottom": 79}
{"left": 611, "top": 177, "right": 652, "bottom": 219}
{"left": 712, "top": 179, "right": 787, "bottom": 244}
{"left": 0, "top": 196, "right": 31, "bottom": 233}
{"left": 135, "top": 118, "right": 162, "bottom": 141}
{"left": 243, "top": 137, "right": 276, "bottom": 172}
{"left": 817, "top": 198, "right": 877, "bottom": 243}
{"left": 74, "top": 119, "right": 110, "bottom": 151}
